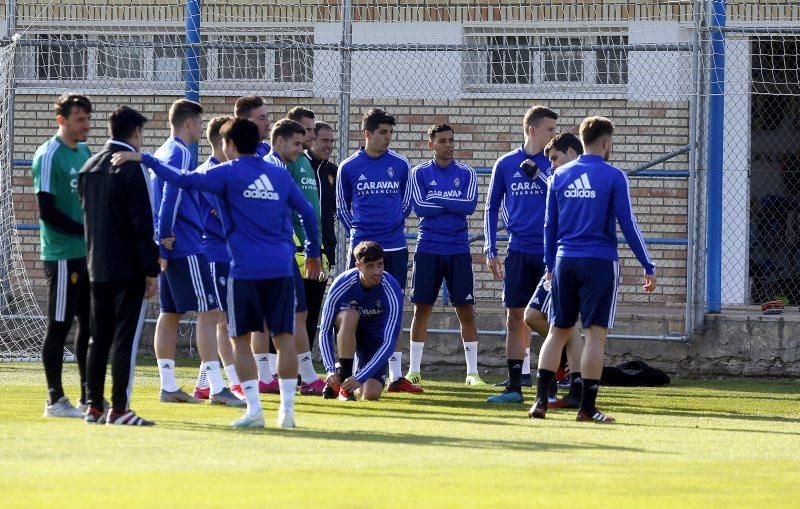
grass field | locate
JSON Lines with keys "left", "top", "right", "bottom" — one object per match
{"left": 1, "top": 362, "right": 798, "bottom": 509}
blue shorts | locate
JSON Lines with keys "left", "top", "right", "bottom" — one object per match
{"left": 527, "top": 273, "right": 552, "bottom": 316}
{"left": 209, "top": 261, "right": 230, "bottom": 313}
{"left": 354, "top": 319, "right": 388, "bottom": 386}
{"left": 159, "top": 253, "right": 219, "bottom": 313}
{"left": 502, "top": 249, "right": 546, "bottom": 308}
{"left": 293, "top": 263, "right": 308, "bottom": 313}
{"left": 227, "top": 276, "right": 295, "bottom": 338}
{"left": 550, "top": 257, "right": 619, "bottom": 329}
{"left": 350, "top": 247, "right": 409, "bottom": 291}
{"left": 410, "top": 252, "right": 474, "bottom": 306}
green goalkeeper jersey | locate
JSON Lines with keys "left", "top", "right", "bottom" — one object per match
{"left": 286, "top": 153, "right": 322, "bottom": 246}
{"left": 31, "top": 135, "right": 90, "bottom": 261}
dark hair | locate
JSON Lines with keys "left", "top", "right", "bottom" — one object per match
{"left": 270, "top": 118, "right": 306, "bottom": 145}
{"left": 207, "top": 115, "right": 233, "bottom": 147}
{"left": 286, "top": 106, "right": 315, "bottom": 123}
{"left": 427, "top": 123, "right": 454, "bottom": 141}
{"left": 220, "top": 118, "right": 260, "bottom": 155}
{"left": 353, "top": 241, "right": 384, "bottom": 263}
{"left": 545, "top": 132, "right": 583, "bottom": 156}
{"left": 169, "top": 99, "right": 203, "bottom": 128}
{"left": 579, "top": 116, "right": 615, "bottom": 146}
{"left": 54, "top": 93, "right": 92, "bottom": 118}
{"left": 361, "top": 108, "right": 396, "bottom": 133}
{"left": 314, "top": 120, "right": 334, "bottom": 135}
{"left": 108, "top": 106, "right": 147, "bottom": 140}
{"left": 523, "top": 105, "right": 558, "bottom": 130}
{"left": 234, "top": 96, "right": 265, "bottom": 119}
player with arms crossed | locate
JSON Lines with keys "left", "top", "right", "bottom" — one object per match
{"left": 530, "top": 116, "right": 656, "bottom": 423}
{"left": 337, "top": 108, "right": 419, "bottom": 393}
{"left": 484, "top": 106, "right": 557, "bottom": 403}
{"left": 405, "top": 124, "right": 482, "bottom": 387}
{"left": 320, "top": 241, "right": 403, "bottom": 401}
{"left": 33, "top": 94, "right": 93, "bottom": 418}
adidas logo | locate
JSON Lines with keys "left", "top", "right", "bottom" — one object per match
{"left": 512, "top": 171, "right": 523, "bottom": 178}
{"left": 70, "top": 167, "right": 78, "bottom": 175}
{"left": 243, "top": 174, "right": 279, "bottom": 200}
{"left": 532, "top": 297, "right": 540, "bottom": 305}
{"left": 564, "top": 173, "right": 596, "bottom": 198}
{"left": 301, "top": 355, "right": 310, "bottom": 362}
{"left": 429, "top": 180, "right": 437, "bottom": 186}
{"left": 358, "top": 174, "right": 367, "bottom": 181}
{"left": 160, "top": 364, "right": 171, "bottom": 369}
{"left": 466, "top": 293, "right": 473, "bottom": 300}
{"left": 464, "top": 346, "right": 471, "bottom": 351}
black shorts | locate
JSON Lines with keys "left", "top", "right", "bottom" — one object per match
{"left": 410, "top": 252, "right": 474, "bottom": 306}
{"left": 44, "top": 257, "right": 89, "bottom": 323}
{"left": 502, "top": 249, "right": 546, "bottom": 308}
{"left": 354, "top": 319, "right": 389, "bottom": 387}
{"left": 550, "top": 257, "right": 619, "bottom": 329}
{"left": 227, "top": 276, "right": 295, "bottom": 338}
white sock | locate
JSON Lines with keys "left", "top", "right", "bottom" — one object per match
{"left": 409, "top": 342, "right": 425, "bottom": 373}
{"left": 157, "top": 359, "right": 179, "bottom": 392}
{"left": 387, "top": 352, "right": 402, "bottom": 382}
{"left": 278, "top": 378, "right": 297, "bottom": 414}
{"left": 268, "top": 353, "right": 278, "bottom": 379}
{"left": 224, "top": 364, "right": 240, "bottom": 386}
{"left": 522, "top": 348, "right": 531, "bottom": 375}
{"left": 254, "top": 354, "right": 270, "bottom": 383}
{"left": 201, "top": 361, "right": 225, "bottom": 395}
{"left": 463, "top": 341, "right": 479, "bottom": 374}
{"left": 240, "top": 379, "right": 262, "bottom": 418}
{"left": 195, "top": 366, "right": 209, "bottom": 389}
{"left": 297, "top": 352, "right": 318, "bottom": 383}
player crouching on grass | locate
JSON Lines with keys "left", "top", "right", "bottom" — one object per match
{"left": 530, "top": 117, "right": 656, "bottom": 424}
{"left": 319, "top": 241, "right": 403, "bottom": 401}
{"left": 112, "top": 118, "right": 321, "bottom": 429}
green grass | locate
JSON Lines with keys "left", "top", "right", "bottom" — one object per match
{"left": 1, "top": 363, "right": 799, "bottom": 509}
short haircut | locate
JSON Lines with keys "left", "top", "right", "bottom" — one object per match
{"left": 361, "top": 108, "right": 396, "bottom": 133}
{"left": 169, "top": 99, "right": 203, "bottom": 128}
{"left": 234, "top": 96, "right": 265, "bottom": 119}
{"left": 579, "top": 116, "right": 615, "bottom": 146}
{"left": 353, "top": 241, "right": 384, "bottom": 263}
{"left": 545, "top": 133, "right": 583, "bottom": 156}
{"left": 286, "top": 106, "right": 315, "bottom": 123}
{"left": 220, "top": 118, "right": 259, "bottom": 155}
{"left": 270, "top": 118, "right": 306, "bottom": 145}
{"left": 207, "top": 115, "right": 233, "bottom": 147}
{"left": 523, "top": 105, "right": 558, "bottom": 130}
{"left": 427, "top": 123, "right": 454, "bottom": 141}
{"left": 314, "top": 120, "right": 334, "bottom": 135}
{"left": 108, "top": 106, "right": 147, "bottom": 140}
{"left": 54, "top": 93, "right": 92, "bottom": 118}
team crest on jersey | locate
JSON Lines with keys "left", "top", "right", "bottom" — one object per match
{"left": 387, "top": 167, "right": 394, "bottom": 178}
{"left": 70, "top": 272, "right": 79, "bottom": 284}
{"left": 454, "top": 177, "right": 460, "bottom": 187}
{"left": 208, "top": 294, "right": 216, "bottom": 305}
{"left": 375, "top": 299, "right": 382, "bottom": 309}
{"left": 219, "top": 277, "right": 226, "bottom": 286}
{"left": 328, "top": 175, "right": 334, "bottom": 185}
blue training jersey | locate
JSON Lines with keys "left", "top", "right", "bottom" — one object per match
{"left": 318, "top": 268, "right": 403, "bottom": 384}
{"left": 255, "top": 141, "right": 271, "bottom": 159}
{"left": 484, "top": 145, "right": 551, "bottom": 258}
{"left": 411, "top": 159, "right": 477, "bottom": 255}
{"left": 141, "top": 153, "right": 320, "bottom": 280}
{"left": 336, "top": 148, "right": 412, "bottom": 251}
{"left": 152, "top": 136, "right": 205, "bottom": 259}
{"left": 544, "top": 154, "right": 655, "bottom": 275}
{"left": 196, "top": 156, "right": 229, "bottom": 264}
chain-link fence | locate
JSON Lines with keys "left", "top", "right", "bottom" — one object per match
{"left": 2, "top": 0, "right": 798, "bottom": 358}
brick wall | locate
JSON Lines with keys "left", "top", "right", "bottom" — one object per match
{"left": 12, "top": 93, "right": 689, "bottom": 312}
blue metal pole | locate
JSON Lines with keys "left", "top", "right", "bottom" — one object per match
{"left": 705, "top": 0, "right": 725, "bottom": 313}
{"left": 185, "top": 0, "right": 201, "bottom": 167}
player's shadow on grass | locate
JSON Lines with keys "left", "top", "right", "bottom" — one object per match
{"left": 607, "top": 402, "right": 800, "bottom": 424}
{"left": 613, "top": 421, "right": 800, "bottom": 437}
{"left": 300, "top": 405, "right": 523, "bottom": 427}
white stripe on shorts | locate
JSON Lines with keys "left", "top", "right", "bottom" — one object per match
{"left": 187, "top": 255, "right": 208, "bottom": 312}
{"left": 608, "top": 261, "right": 620, "bottom": 329}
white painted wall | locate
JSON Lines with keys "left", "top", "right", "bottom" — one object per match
{"left": 627, "top": 21, "right": 694, "bottom": 101}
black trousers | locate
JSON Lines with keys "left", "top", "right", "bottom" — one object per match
{"left": 304, "top": 278, "right": 327, "bottom": 349}
{"left": 86, "top": 278, "right": 147, "bottom": 413}
{"left": 42, "top": 257, "right": 90, "bottom": 404}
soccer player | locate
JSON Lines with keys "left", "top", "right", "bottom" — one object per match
{"left": 405, "top": 124, "right": 482, "bottom": 387}
{"left": 484, "top": 105, "right": 557, "bottom": 400}
{"left": 79, "top": 106, "right": 160, "bottom": 426}
{"left": 286, "top": 107, "right": 330, "bottom": 396}
{"left": 113, "top": 118, "right": 322, "bottom": 428}
{"left": 152, "top": 99, "right": 239, "bottom": 406}
{"left": 319, "top": 241, "right": 403, "bottom": 401}
{"left": 234, "top": 99, "right": 275, "bottom": 390}
{"left": 33, "top": 94, "right": 92, "bottom": 418}
{"left": 530, "top": 116, "right": 656, "bottom": 423}
{"left": 337, "top": 108, "right": 419, "bottom": 393}
{"left": 190, "top": 115, "right": 245, "bottom": 405}
{"left": 264, "top": 118, "right": 326, "bottom": 395}
{"left": 234, "top": 96, "right": 271, "bottom": 157}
